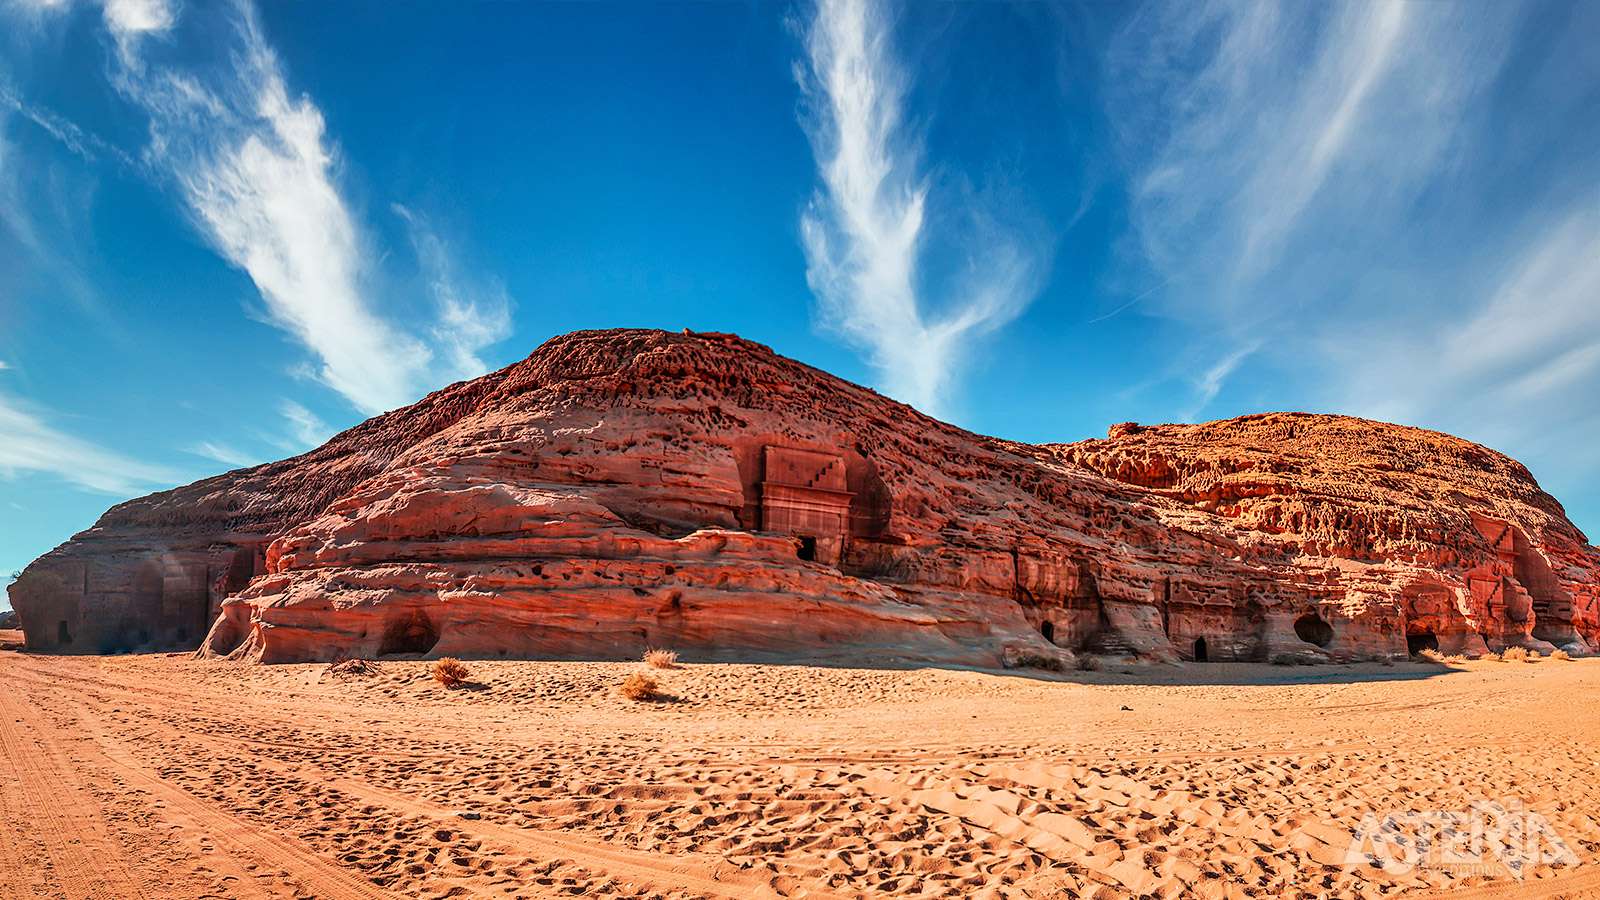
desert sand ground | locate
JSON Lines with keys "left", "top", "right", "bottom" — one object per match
{"left": 1, "top": 633, "right": 1597, "bottom": 900}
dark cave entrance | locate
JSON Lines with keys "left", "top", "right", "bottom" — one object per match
{"left": 1040, "top": 620, "right": 1055, "bottom": 644}
{"left": 58, "top": 620, "right": 72, "bottom": 646}
{"left": 1407, "top": 632, "right": 1439, "bottom": 656}
{"left": 797, "top": 536, "right": 817, "bottom": 562}
{"left": 1294, "top": 612, "right": 1334, "bottom": 648}
{"left": 378, "top": 612, "right": 441, "bottom": 656}
{"left": 1193, "top": 637, "right": 1208, "bottom": 662}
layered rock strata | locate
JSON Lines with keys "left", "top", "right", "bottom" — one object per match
{"left": 10, "top": 329, "right": 1597, "bottom": 664}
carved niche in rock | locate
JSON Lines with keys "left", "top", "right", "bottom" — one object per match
{"left": 1465, "top": 511, "right": 1581, "bottom": 646}
{"left": 758, "top": 446, "right": 854, "bottom": 566}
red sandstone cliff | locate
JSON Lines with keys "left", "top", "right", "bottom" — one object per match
{"left": 10, "top": 329, "right": 1597, "bottom": 664}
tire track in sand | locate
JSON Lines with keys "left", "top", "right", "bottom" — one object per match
{"left": 65, "top": 697, "right": 407, "bottom": 900}
{"left": 141, "top": 710, "right": 851, "bottom": 900}
{"left": 0, "top": 681, "right": 153, "bottom": 900}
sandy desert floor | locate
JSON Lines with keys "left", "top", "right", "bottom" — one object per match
{"left": 1, "top": 634, "right": 1598, "bottom": 900}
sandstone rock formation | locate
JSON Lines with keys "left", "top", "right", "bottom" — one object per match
{"left": 10, "top": 329, "right": 1598, "bottom": 665}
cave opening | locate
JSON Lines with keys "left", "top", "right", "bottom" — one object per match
{"left": 1193, "top": 637, "right": 1208, "bottom": 662}
{"left": 1407, "top": 632, "right": 1439, "bottom": 656}
{"left": 1040, "top": 620, "right": 1055, "bottom": 644}
{"left": 797, "top": 536, "right": 817, "bottom": 562}
{"left": 1294, "top": 612, "right": 1334, "bottom": 647}
{"left": 378, "top": 612, "right": 441, "bottom": 656}
{"left": 57, "top": 620, "right": 71, "bottom": 645}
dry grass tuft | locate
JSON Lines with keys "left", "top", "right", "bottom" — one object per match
{"left": 1550, "top": 648, "right": 1572, "bottom": 661}
{"left": 1444, "top": 654, "right": 1469, "bottom": 665}
{"left": 1006, "top": 652, "right": 1066, "bottom": 673}
{"left": 430, "top": 657, "right": 472, "bottom": 687}
{"left": 325, "top": 654, "right": 382, "bottom": 679}
{"left": 1479, "top": 650, "right": 1502, "bottom": 661}
{"left": 1418, "top": 648, "right": 1448, "bottom": 664}
{"left": 643, "top": 648, "right": 678, "bottom": 669}
{"left": 1075, "top": 654, "right": 1103, "bottom": 672}
{"left": 1502, "top": 646, "right": 1531, "bottom": 662}
{"left": 620, "top": 671, "right": 661, "bottom": 702}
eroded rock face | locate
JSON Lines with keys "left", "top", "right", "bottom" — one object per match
{"left": 1055, "top": 415, "right": 1600, "bottom": 659}
{"left": 11, "top": 329, "right": 1598, "bottom": 664}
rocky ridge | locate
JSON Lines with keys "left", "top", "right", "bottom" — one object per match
{"left": 9, "top": 328, "right": 1596, "bottom": 664}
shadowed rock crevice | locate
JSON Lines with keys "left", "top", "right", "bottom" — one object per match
{"left": 1294, "top": 612, "right": 1333, "bottom": 648}
{"left": 378, "top": 612, "right": 441, "bottom": 657}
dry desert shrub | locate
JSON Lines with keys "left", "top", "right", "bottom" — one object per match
{"left": 1503, "top": 647, "right": 1531, "bottom": 662}
{"left": 1551, "top": 648, "right": 1572, "bottom": 661}
{"left": 1006, "top": 652, "right": 1066, "bottom": 672}
{"left": 325, "top": 655, "right": 382, "bottom": 679}
{"left": 643, "top": 647, "right": 678, "bottom": 669}
{"left": 430, "top": 657, "right": 472, "bottom": 687}
{"left": 1418, "top": 648, "right": 1448, "bottom": 664}
{"left": 1480, "top": 650, "right": 1502, "bottom": 661}
{"left": 1444, "top": 654, "right": 1469, "bottom": 664}
{"left": 1075, "top": 653, "right": 1103, "bottom": 672}
{"left": 620, "top": 671, "right": 661, "bottom": 701}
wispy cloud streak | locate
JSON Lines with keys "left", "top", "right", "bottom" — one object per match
{"left": 1101, "top": 2, "right": 1530, "bottom": 418}
{"left": 394, "top": 205, "right": 514, "bottom": 384}
{"left": 102, "top": 1, "right": 512, "bottom": 414}
{"left": 1102, "top": 1, "right": 1600, "bottom": 506}
{"left": 1338, "top": 210, "right": 1600, "bottom": 442}
{"left": 185, "top": 441, "right": 260, "bottom": 470}
{"left": 0, "top": 84, "right": 122, "bottom": 167}
{"left": 1108, "top": 3, "right": 1512, "bottom": 307}
{"left": 277, "top": 399, "right": 333, "bottom": 451}
{"left": 105, "top": 1, "right": 424, "bottom": 413}
{"left": 0, "top": 391, "right": 180, "bottom": 494}
{"left": 797, "top": 0, "right": 1040, "bottom": 415}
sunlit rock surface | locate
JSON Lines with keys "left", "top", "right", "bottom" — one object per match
{"left": 10, "top": 328, "right": 1597, "bottom": 664}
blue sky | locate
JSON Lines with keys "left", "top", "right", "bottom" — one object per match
{"left": 2, "top": 1, "right": 1598, "bottom": 599}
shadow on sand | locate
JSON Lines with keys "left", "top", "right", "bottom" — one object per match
{"left": 987, "top": 659, "right": 1477, "bottom": 687}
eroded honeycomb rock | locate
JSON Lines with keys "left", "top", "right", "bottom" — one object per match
{"left": 10, "top": 330, "right": 1596, "bottom": 664}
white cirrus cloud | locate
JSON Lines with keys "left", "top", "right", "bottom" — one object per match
{"left": 103, "top": 1, "right": 513, "bottom": 415}
{"left": 796, "top": 0, "right": 1044, "bottom": 417}
{"left": 104, "top": 0, "right": 175, "bottom": 47}
{"left": 185, "top": 440, "right": 261, "bottom": 470}
{"left": 1334, "top": 209, "right": 1600, "bottom": 455}
{"left": 277, "top": 399, "right": 334, "bottom": 451}
{"left": 1105, "top": 3, "right": 1515, "bottom": 314}
{"left": 1100, "top": 1, "right": 1600, "bottom": 517}
{"left": 393, "top": 204, "right": 514, "bottom": 385}
{"left": 0, "top": 391, "right": 182, "bottom": 495}
{"left": 1098, "top": 2, "right": 1541, "bottom": 417}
